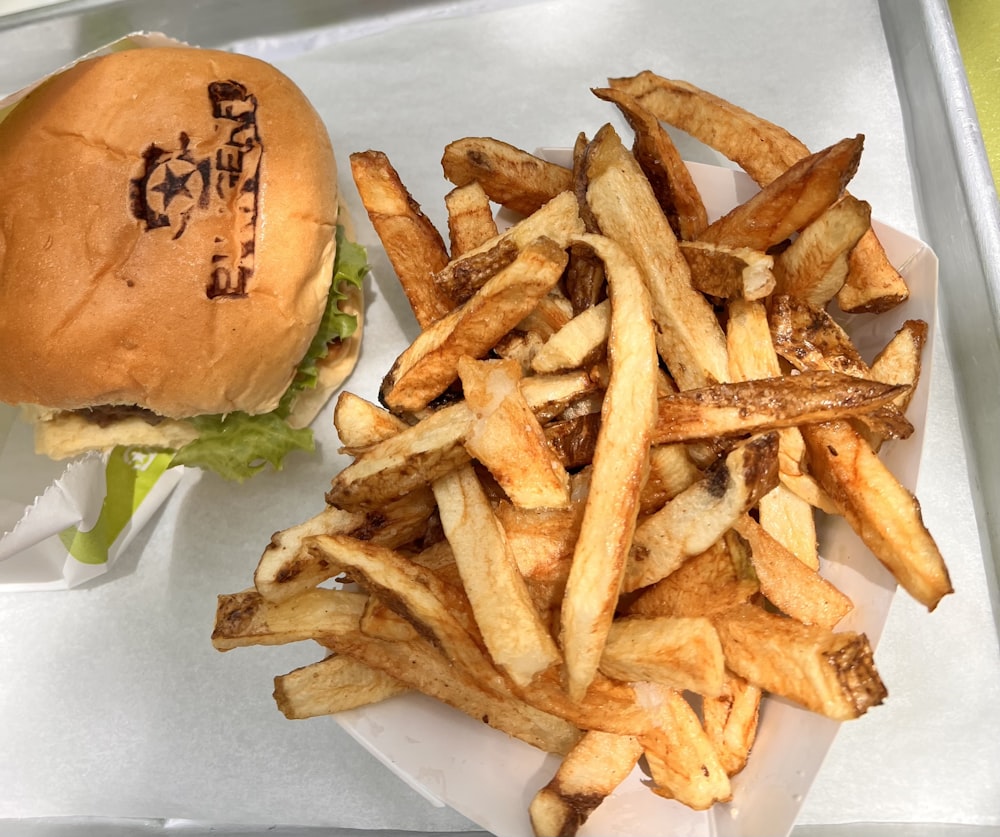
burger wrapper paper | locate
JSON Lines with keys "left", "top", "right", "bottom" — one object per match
{"left": 0, "top": 32, "right": 191, "bottom": 591}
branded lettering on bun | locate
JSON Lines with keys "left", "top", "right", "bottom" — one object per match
{"left": 0, "top": 46, "right": 367, "bottom": 480}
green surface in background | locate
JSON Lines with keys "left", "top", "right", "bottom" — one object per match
{"left": 950, "top": 0, "right": 1000, "bottom": 191}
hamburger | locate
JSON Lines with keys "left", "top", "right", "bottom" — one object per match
{"left": 0, "top": 45, "right": 367, "bottom": 481}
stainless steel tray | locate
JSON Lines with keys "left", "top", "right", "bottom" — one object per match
{"left": 0, "top": 1, "right": 997, "bottom": 835}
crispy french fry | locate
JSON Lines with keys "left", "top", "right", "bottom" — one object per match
{"left": 606, "top": 72, "right": 807, "bottom": 182}
{"left": 305, "top": 533, "right": 506, "bottom": 690}
{"left": 333, "top": 390, "right": 409, "bottom": 452}
{"left": 733, "top": 514, "right": 852, "bottom": 628}
{"left": 769, "top": 294, "right": 914, "bottom": 441}
{"left": 650, "top": 371, "right": 907, "bottom": 445}
{"left": 325, "top": 630, "right": 583, "bottom": 755}
{"left": 600, "top": 615, "right": 726, "bottom": 696}
{"left": 254, "top": 506, "right": 364, "bottom": 602}
{"left": 679, "top": 240, "right": 775, "bottom": 300}
{"left": 583, "top": 123, "right": 730, "bottom": 389}
{"left": 592, "top": 85, "right": 708, "bottom": 240}
{"left": 801, "top": 420, "right": 953, "bottom": 610}
{"left": 434, "top": 190, "right": 584, "bottom": 303}
{"left": 712, "top": 603, "right": 887, "bottom": 720}
{"left": 441, "top": 137, "right": 573, "bottom": 217}
{"left": 559, "top": 233, "right": 659, "bottom": 700}
{"left": 434, "top": 464, "right": 562, "bottom": 688}
{"left": 625, "top": 540, "right": 759, "bottom": 620}
{"left": 862, "top": 318, "right": 928, "bottom": 450}
{"left": 838, "top": 232, "right": 911, "bottom": 313}
{"left": 607, "top": 71, "right": 909, "bottom": 311}
{"left": 212, "top": 587, "right": 368, "bottom": 651}
{"left": 458, "top": 357, "right": 570, "bottom": 509}
{"left": 697, "top": 135, "right": 864, "bottom": 253}
{"left": 702, "top": 675, "right": 761, "bottom": 776}
{"left": 381, "top": 236, "right": 570, "bottom": 413}
{"left": 725, "top": 295, "right": 831, "bottom": 556}
{"left": 274, "top": 654, "right": 409, "bottom": 719}
{"left": 529, "top": 730, "right": 642, "bottom": 837}
{"left": 624, "top": 433, "right": 779, "bottom": 593}
{"left": 349, "top": 150, "right": 454, "bottom": 327}
{"left": 531, "top": 299, "right": 610, "bottom": 374}
{"left": 757, "top": 483, "right": 821, "bottom": 569}
{"left": 445, "top": 180, "right": 500, "bottom": 258}
{"left": 326, "top": 370, "right": 597, "bottom": 510}
{"left": 639, "top": 684, "right": 732, "bottom": 809}
{"left": 773, "top": 194, "right": 871, "bottom": 306}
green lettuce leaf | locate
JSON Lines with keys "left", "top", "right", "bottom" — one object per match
{"left": 168, "top": 225, "right": 368, "bottom": 482}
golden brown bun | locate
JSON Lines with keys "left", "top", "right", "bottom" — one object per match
{"left": 0, "top": 46, "right": 339, "bottom": 419}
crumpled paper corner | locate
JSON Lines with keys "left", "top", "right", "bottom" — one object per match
{"left": 0, "top": 32, "right": 193, "bottom": 591}
{"left": 0, "top": 406, "right": 186, "bottom": 591}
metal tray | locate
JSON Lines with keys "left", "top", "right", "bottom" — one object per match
{"left": 0, "top": 1, "right": 997, "bottom": 835}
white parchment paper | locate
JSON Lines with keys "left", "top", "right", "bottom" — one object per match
{"left": 0, "top": 0, "right": 997, "bottom": 834}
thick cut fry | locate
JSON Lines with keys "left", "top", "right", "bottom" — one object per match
{"left": 639, "top": 444, "right": 702, "bottom": 513}
{"left": 458, "top": 357, "right": 570, "bottom": 509}
{"left": 773, "top": 194, "right": 871, "bottom": 306}
{"left": 305, "top": 533, "right": 507, "bottom": 691}
{"left": 801, "top": 420, "right": 953, "bottom": 610}
{"left": 559, "top": 233, "right": 659, "bottom": 701}
{"left": 600, "top": 615, "right": 726, "bottom": 696}
{"left": 702, "top": 675, "right": 761, "bottom": 776}
{"left": 434, "top": 465, "right": 562, "bottom": 688}
{"left": 679, "top": 241, "right": 775, "bottom": 300}
{"left": 327, "top": 400, "right": 474, "bottom": 510}
{"left": 381, "top": 236, "right": 570, "bottom": 413}
{"left": 334, "top": 390, "right": 409, "bottom": 452}
{"left": 607, "top": 72, "right": 807, "bottom": 183}
{"left": 624, "top": 433, "right": 779, "bottom": 593}
{"left": 863, "top": 318, "right": 928, "bottom": 450}
{"left": 360, "top": 596, "right": 422, "bottom": 642}
{"left": 212, "top": 588, "right": 368, "bottom": 651}
{"left": 434, "top": 190, "right": 584, "bottom": 302}
{"left": 838, "top": 232, "right": 910, "bottom": 313}
{"left": 733, "top": 514, "right": 852, "bottom": 628}
{"left": 698, "top": 135, "right": 864, "bottom": 253}
{"left": 583, "top": 123, "right": 730, "bottom": 388}
{"left": 757, "top": 483, "right": 821, "bottom": 569}
{"left": 712, "top": 604, "right": 887, "bottom": 720}
{"left": 349, "top": 150, "right": 454, "bottom": 327}
{"left": 274, "top": 654, "right": 409, "bottom": 719}
{"left": 650, "top": 371, "right": 907, "bottom": 445}
{"left": 639, "top": 684, "right": 732, "bottom": 809}
{"left": 441, "top": 137, "right": 573, "bottom": 217}
{"left": 529, "top": 730, "right": 642, "bottom": 837}
{"left": 326, "top": 371, "right": 597, "bottom": 510}
{"left": 769, "top": 294, "right": 914, "bottom": 441}
{"left": 445, "top": 181, "right": 499, "bottom": 258}
{"left": 725, "top": 295, "right": 832, "bottom": 550}
{"left": 607, "top": 71, "right": 908, "bottom": 311}
{"left": 592, "top": 86, "right": 708, "bottom": 240}
{"left": 254, "top": 506, "right": 365, "bottom": 602}
{"left": 626, "top": 540, "right": 759, "bottom": 620}
{"left": 531, "top": 299, "right": 610, "bottom": 374}
{"left": 323, "top": 631, "right": 582, "bottom": 755}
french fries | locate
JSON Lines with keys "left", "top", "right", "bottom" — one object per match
{"left": 213, "top": 71, "right": 950, "bottom": 836}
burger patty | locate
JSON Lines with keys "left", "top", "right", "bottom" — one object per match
{"left": 76, "top": 404, "right": 166, "bottom": 428}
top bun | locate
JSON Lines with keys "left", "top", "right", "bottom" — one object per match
{"left": 0, "top": 46, "right": 339, "bottom": 418}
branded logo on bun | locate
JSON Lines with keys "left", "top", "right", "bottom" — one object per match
{"left": 0, "top": 46, "right": 367, "bottom": 481}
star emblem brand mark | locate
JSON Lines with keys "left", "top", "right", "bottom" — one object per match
{"left": 150, "top": 162, "right": 195, "bottom": 209}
